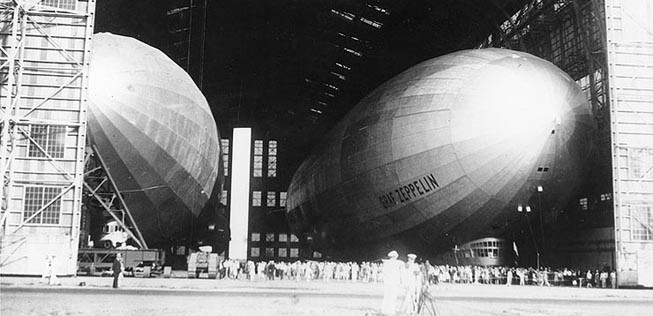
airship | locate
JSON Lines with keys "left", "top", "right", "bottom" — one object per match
{"left": 286, "top": 48, "right": 594, "bottom": 259}
{"left": 87, "top": 33, "right": 224, "bottom": 250}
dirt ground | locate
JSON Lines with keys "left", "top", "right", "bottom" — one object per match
{"left": 2, "top": 276, "right": 652, "bottom": 316}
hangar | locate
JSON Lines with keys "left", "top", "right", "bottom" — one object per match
{"left": 1, "top": 0, "right": 652, "bottom": 287}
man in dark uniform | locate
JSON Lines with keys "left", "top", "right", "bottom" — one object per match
{"left": 112, "top": 253, "right": 122, "bottom": 288}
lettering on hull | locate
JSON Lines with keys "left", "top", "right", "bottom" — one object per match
{"left": 377, "top": 173, "right": 440, "bottom": 209}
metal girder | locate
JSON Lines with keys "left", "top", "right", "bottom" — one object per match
{"left": 83, "top": 146, "right": 149, "bottom": 249}
{"left": 0, "top": 0, "right": 95, "bottom": 275}
{"left": 572, "top": 0, "right": 608, "bottom": 117}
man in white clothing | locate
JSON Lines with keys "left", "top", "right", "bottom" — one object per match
{"left": 382, "top": 250, "right": 403, "bottom": 315}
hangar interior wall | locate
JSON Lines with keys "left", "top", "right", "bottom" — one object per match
{"left": 482, "top": 0, "right": 614, "bottom": 269}
{"left": 0, "top": 0, "right": 95, "bottom": 275}
{"left": 605, "top": 0, "right": 653, "bottom": 287}
{"left": 486, "top": 0, "right": 653, "bottom": 286}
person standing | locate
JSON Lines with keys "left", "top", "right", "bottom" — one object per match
{"left": 506, "top": 269, "right": 513, "bottom": 286}
{"left": 402, "top": 254, "right": 420, "bottom": 314}
{"left": 585, "top": 270, "right": 592, "bottom": 288}
{"left": 382, "top": 250, "right": 403, "bottom": 315}
{"left": 610, "top": 270, "right": 617, "bottom": 288}
{"left": 600, "top": 270, "right": 608, "bottom": 288}
{"left": 112, "top": 253, "right": 123, "bottom": 288}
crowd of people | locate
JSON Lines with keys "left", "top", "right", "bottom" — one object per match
{"left": 216, "top": 257, "right": 618, "bottom": 289}
{"left": 219, "top": 259, "right": 385, "bottom": 282}
{"left": 424, "top": 265, "right": 618, "bottom": 288}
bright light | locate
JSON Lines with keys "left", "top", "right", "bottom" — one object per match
{"left": 537, "top": 185, "right": 543, "bottom": 192}
{"left": 517, "top": 205, "right": 523, "bottom": 212}
{"left": 458, "top": 59, "right": 565, "bottom": 160}
{"left": 526, "top": 206, "right": 532, "bottom": 213}
{"left": 229, "top": 128, "right": 252, "bottom": 260}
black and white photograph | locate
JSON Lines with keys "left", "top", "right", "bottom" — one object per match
{"left": 1, "top": 0, "right": 652, "bottom": 315}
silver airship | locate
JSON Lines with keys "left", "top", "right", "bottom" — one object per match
{"left": 286, "top": 48, "right": 594, "bottom": 259}
{"left": 87, "top": 33, "right": 223, "bottom": 249}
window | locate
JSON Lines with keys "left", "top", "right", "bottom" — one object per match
{"left": 280, "top": 192, "right": 287, "bottom": 207}
{"left": 265, "top": 233, "right": 275, "bottom": 242}
{"left": 252, "top": 191, "right": 261, "bottom": 207}
{"left": 23, "top": 186, "right": 62, "bottom": 224}
{"left": 267, "top": 140, "right": 277, "bottom": 177}
{"left": 251, "top": 247, "right": 260, "bottom": 257}
{"left": 220, "top": 190, "right": 228, "bottom": 205}
{"left": 278, "top": 233, "right": 287, "bottom": 242}
{"left": 561, "top": 19, "right": 576, "bottom": 59}
{"left": 290, "top": 248, "right": 299, "bottom": 258}
{"left": 343, "top": 47, "right": 362, "bottom": 57}
{"left": 579, "top": 198, "right": 588, "bottom": 211}
{"left": 266, "top": 191, "right": 276, "bottom": 207}
{"left": 278, "top": 248, "right": 287, "bottom": 258}
{"left": 268, "top": 156, "right": 277, "bottom": 178}
{"left": 253, "top": 140, "right": 263, "bottom": 177}
{"left": 313, "top": 251, "right": 322, "bottom": 259}
{"left": 28, "top": 125, "right": 66, "bottom": 158}
{"left": 251, "top": 233, "right": 260, "bottom": 242}
{"left": 331, "top": 9, "right": 355, "bottom": 21}
{"left": 630, "top": 148, "right": 653, "bottom": 179}
{"left": 360, "top": 17, "right": 383, "bottom": 29}
{"left": 324, "top": 83, "right": 338, "bottom": 91}
{"left": 265, "top": 248, "right": 275, "bottom": 257}
{"left": 290, "top": 234, "right": 299, "bottom": 242}
{"left": 335, "top": 62, "right": 351, "bottom": 71}
{"left": 550, "top": 28, "right": 562, "bottom": 64}
{"left": 221, "top": 139, "right": 230, "bottom": 176}
{"left": 631, "top": 206, "right": 653, "bottom": 241}
{"left": 330, "top": 71, "right": 346, "bottom": 81}
{"left": 43, "top": 0, "right": 76, "bottom": 10}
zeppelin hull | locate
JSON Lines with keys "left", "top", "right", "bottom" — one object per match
{"left": 287, "top": 49, "right": 594, "bottom": 257}
{"left": 88, "top": 33, "right": 223, "bottom": 247}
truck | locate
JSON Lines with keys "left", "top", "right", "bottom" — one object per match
{"left": 187, "top": 251, "right": 221, "bottom": 279}
{"left": 77, "top": 248, "right": 165, "bottom": 277}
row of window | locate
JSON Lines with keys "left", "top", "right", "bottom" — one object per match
{"left": 221, "top": 139, "right": 278, "bottom": 178}
{"left": 249, "top": 247, "right": 323, "bottom": 259}
{"left": 251, "top": 232, "right": 299, "bottom": 243}
{"left": 219, "top": 190, "right": 288, "bottom": 207}
{"left": 469, "top": 241, "right": 504, "bottom": 249}
{"left": 578, "top": 193, "right": 613, "bottom": 211}
{"left": 42, "top": 0, "right": 76, "bottom": 10}
{"left": 458, "top": 248, "right": 502, "bottom": 259}
{"left": 252, "top": 191, "right": 287, "bottom": 207}
{"left": 251, "top": 247, "right": 299, "bottom": 258}
{"left": 471, "top": 248, "right": 501, "bottom": 258}
{"left": 253, "top": 140, "right": 277, "bottom": 178}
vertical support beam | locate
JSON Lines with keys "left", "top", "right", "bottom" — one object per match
{"left": 229, "top": 128, "right": 252, "bottom": 260}
{"left": 0, "top": 4, "right": 20, "bottom": 227}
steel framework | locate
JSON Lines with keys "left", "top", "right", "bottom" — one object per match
{"left": 484, "top": 0, "right": 653, "bottom": 287}
{"left": 605, "top": 0, "right": 653, "bottom": 287}
{"left": 481, "top": 0, "right": 611, "bottom": 269}
{"left": 83, "top": 145, "right": 148, "bottom": 249}
{"left": 0, "top": 0, "right": 94, "bottom": 275}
